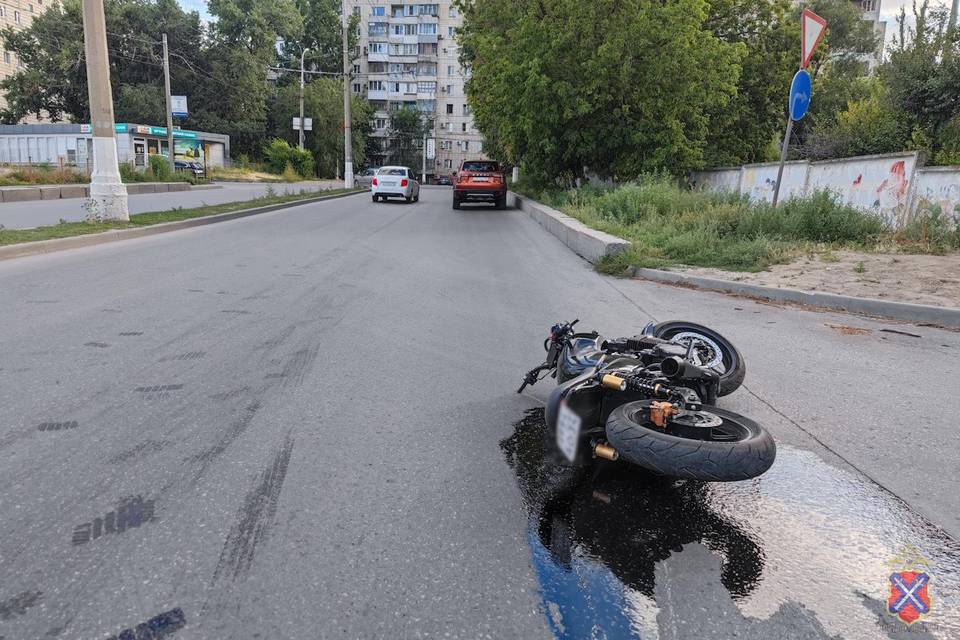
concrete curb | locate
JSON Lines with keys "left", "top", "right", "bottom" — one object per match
{"left": 0, "top": 190, "right": 364, "bottom": 262}
{"left": 631, "top": 267, "right": 960, "bottom": 328}
{"left": 0, "top": 182, "right": 220, "bottom": 202}
{"left": 511, "top": 192, "right": 630, "bottom": 263}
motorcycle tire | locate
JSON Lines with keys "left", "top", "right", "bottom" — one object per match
{"left": 605, "top": 400, "right": 775, "bottom": 481}
{"left": 652, "top": 321, "right": 745, "bottom": 397}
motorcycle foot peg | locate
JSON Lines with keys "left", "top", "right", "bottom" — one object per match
{"left": 601, "top": 374, "right": 627, "bottom": 391}
{"left": 594, "top": 442, "right": 619, "bottom": 461}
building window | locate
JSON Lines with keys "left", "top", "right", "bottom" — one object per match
{"left": 353, "top": 83, "right": 361, "bottom": 93}
{"left": 448, "top": 27, "right": 454, "bottom": 37}
{"left": 449, "top": 6, "right": 458, "bottom": 17}
{"left": 369, "top": 80, "right": 385, "bottom": 91}
{"left": 447, "top": 65, "right": 454, "bottom": 75}
{"left": 462, "top": 123, "right": 467, "bottom": 132}
{"left": 446, "top": 84, "right": 453, "bottom": 95}
{"left": 15, "top": 10, "right": 21, "bottom": 23}
{"left": 3, "top": 52, "right": 9, "bottom": 64}
{"left": 418, "top": 4, "right": 438, "bottom": 15}
{"left": 374, "top": 118, "right": 387, "bottom": 129}
{"left": 464, "top": 141, "right": 469, "bottom": 151}
{"left": 463, "top": 104, "right": 472, "bottom": 116}
{"left": 446, "top": 103, "right": 453, "bottom": 114}
{"left": 29, "top": 4, "right": 34, "bottom": 12}
{"left": 417, "top": 81, "right": 436, "bottom": 94}
{"left": 353, "top": 64, "right": 361, "bottom": 74}
{"left": 368, "top": 41, "right": 387, "bottom": 54}
{"left": 444, "top": 159, "right": 452, "bottom": 169}
{"left": 419, "top": 42, "right": 437, "bottom": 55}
{"left": 419, "top": 23, "right": 437, "bottom": 35}
{"left": 372, "top": 6, "right": 384, "bottom": 16}
{"left": 368, "top": 22, "right": 387, "bottom": 36}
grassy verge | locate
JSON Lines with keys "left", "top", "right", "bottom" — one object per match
{"left": 0, "top": 188, "right": 361, "bottom": 246}
{"left": 0, "top": 165, "right": 88, "bottom": 186}
{"left": 513, "top": 176, "right": 960, "bottom": 274}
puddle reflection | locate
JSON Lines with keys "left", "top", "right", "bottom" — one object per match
{"left": 503, "top": 408, "right": 960, "bottom": 640}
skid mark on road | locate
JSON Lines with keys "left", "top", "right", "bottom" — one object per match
{"left": 37, "top": 421, "right": 78, "bottom": 432}
{"left": 208, "top": 387, "right": 249, "bottom": 402}
{"left": 134, "top": 384, "right": 183, "bottom": 400}
{"left": 0, "top": 590, "right": 42, "bottom": 621}
{"left": 278, "top": 345, "right": 320, "bottom": 389}
{"left": 107, "top": 439, "right": 171, "bottom": 465}
{"left": 119, "top": 331, "right": 143, "bottom": 337}
{"left": 212, "top": 433, "right": 294, "bottom": 581}
{"left": 254, "top": 324, "right": 297, "bottom": 351}
{"left": 158, "top": 351, "right": 207, "bottom": 363}
{"left": 188, "top": 401, "right": 262, "bottom": 480}
{"left": 71, "top": 495, "right": 157, "bottom": 546}
{"left": 83, "top": 342, "right": 110, "bottom": 348}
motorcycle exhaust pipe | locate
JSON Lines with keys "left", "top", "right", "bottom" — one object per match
{"left": 660, "top": 356, "right": 712, "bottom": 380}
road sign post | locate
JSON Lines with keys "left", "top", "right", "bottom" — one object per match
{"left": 772, "top": 9, "right": 826, "bottom": 207}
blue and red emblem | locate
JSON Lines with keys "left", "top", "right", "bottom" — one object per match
{"left": 887, "top": 571, "right": 931, "bottom": 625}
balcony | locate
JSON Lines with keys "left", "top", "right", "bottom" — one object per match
{"left": 368, "top": 89, "right": 388, "bottom": 100}
{"left": 368, "top": 52, "right": 388, "bottom": 63}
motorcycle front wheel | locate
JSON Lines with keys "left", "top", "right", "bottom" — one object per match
{"left": 605, "top": 400, "right": 775, "bottom": 481}
{"left": 652, "top": 321, "right": 745, "bottom": 396}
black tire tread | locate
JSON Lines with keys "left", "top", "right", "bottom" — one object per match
{"left": 606, "top": 402, "right": 775, "bottom": 481}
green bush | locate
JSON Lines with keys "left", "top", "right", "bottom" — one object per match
{"left": 263, "top": 138, "right": 314, "bottom": 177}
{"left": 148, "top": 154, "right": 173, "bottom": 181}
{"left": 288, "top": 147, "right": 315, "bottom": 178}
{"left": 537, "top": 175, "right": 898, "bottom": 272}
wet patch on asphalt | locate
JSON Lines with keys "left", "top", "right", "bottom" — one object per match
{"left": 105, "top": 607, "right": 185, "bottom": 640}
{"left": 71, "top": 495, "right": 157, "bottom": 546}
{"left": 503, "top": 408, "right": 959, "bottom": 640}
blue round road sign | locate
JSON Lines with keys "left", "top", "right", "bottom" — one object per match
{"left": 789, "top": 70, "right": 812, "bottom": 121}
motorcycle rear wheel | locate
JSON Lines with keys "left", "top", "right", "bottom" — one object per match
{"left": 652, "top": 321, "right": 745, "bottom": 397}
{"left": 606, "top": 400, "right": 775, "bottom": 481}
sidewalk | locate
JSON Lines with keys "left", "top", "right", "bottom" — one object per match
{"left": 0, "top": 180, "right": 342, "bottom": 229}
{"left": 676, "top": 249, "right": 960, "bottom": 309}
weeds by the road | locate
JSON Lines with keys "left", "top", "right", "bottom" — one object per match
{"left": 0, "top": 164, "right": 88, "bottom": 186}
{"left": 513, "top": 176, "right": 960, "bottom": 273}
{"left": 0, "top": 188, "right": 360, "bottom": 246}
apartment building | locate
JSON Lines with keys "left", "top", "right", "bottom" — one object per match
{"left": 346, "top": 0, "right": 486, "bottom": 178}
{"left": 0, "top": 0, "right": 51, "bottom": 122}
{"left": 853, "top": 0, "right": 886, "bottom": 70}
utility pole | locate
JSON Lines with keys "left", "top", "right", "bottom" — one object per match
{"left": 952, "top": 0, "right": 959, "bottom": 30}
{"left": 342, "top": 6, "right": 353, "bottom": 188}
{"left": 299, "top": 48, "right": 309, "bottom": 150}
{"left": 162, "top": 33, "right": 175, "bottom": 174}
{"left": 422, "top": 131, "right": 427, "bottom": 183}
{"left": 81, "top": 0, "right": 128, "bottom": 219}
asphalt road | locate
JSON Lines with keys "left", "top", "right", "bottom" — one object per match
{"left": 0, "top": 180, "right": 340, "bottom": 229}
{"left": 1, "top": 187, "right": 957, "bottom": 639}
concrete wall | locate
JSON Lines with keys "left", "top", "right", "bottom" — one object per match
{"left": 807, "top": 153, "right": 918, "bottom": 227}
{"left": 691, "top": 151, "right": 948, "bottom": 229}
{"left": 911, "top": 167, "right": 960, "bottom": 225}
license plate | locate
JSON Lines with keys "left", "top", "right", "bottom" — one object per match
{"left": 382, "top": 181, "right": 396, "bottom": 186}
{"left": 556, "top": 402, "right": 581, "bottom": 462}
{"left": 472, "top": 177, "right": 490, "bottom": 182}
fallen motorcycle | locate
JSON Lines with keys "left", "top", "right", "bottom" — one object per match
{"left": 518, "top": 319, "right": 775, "bottom": 481}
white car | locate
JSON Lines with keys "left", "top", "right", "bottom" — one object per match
{"left": 371, "top": 166, "right": 420, "bottom": 203}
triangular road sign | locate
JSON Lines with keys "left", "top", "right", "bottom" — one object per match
{"left": 801, "top": 8, "right": 828, "bottom": 69}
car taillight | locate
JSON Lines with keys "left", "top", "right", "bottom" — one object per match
{"left": 372, "top": 177, "right": 378, "bottom": 186}
{"left": 401, "top": 179, "right": 408, "bottom": 187}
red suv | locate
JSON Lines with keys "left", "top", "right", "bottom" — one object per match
{"left": 453, "top": 160, "right": 507, "bottom": 210}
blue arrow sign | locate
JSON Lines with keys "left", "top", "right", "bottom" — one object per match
{"left": 789, "top": 70, "right": 812, "bottom": 121}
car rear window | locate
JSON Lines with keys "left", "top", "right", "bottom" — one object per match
{"left": 382, "top": 168, "right": 406, "bottom": 176}
{"left": 461, "top": 162, "right": 499, "bottom": 172}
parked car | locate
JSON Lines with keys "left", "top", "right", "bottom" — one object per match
{"left": 355, "top": 167, "right": 380, "bottom": 189}
{"left": 371, "top": 166, "right": 420, "bottom": 203}
{"left": 453, "top": 160, "right": 506, "bottom": 209}
{"left": 174, "top": 160, "right": 204, "bottom": 178}
{"left": 436, "top": 174, "right": 452, "bottom": 186}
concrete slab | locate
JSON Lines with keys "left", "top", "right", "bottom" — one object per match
{"left": 1, "top": 187, "right": 43, "bottom": 202}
